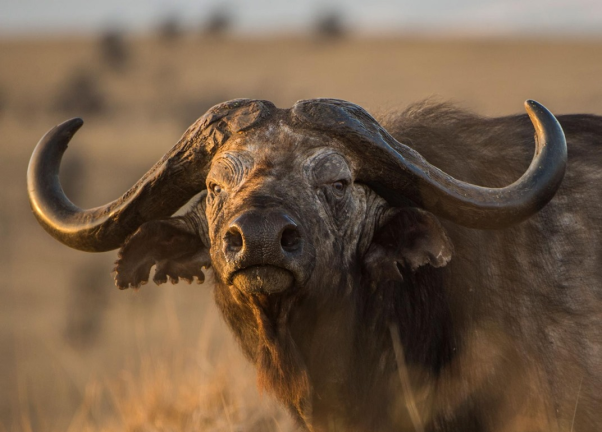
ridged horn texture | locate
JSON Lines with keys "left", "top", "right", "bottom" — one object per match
{"left": 27, "top": 99, "right": 275, "bottom": 252}
{"left": 292, "top": 98, "right": 567, "bottom": 229}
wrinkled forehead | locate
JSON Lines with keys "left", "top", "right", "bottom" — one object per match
{"left": 214, "top": 121, "right": 354, "bottom": 171}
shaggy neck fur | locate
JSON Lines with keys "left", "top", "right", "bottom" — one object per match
{"left": 214, "top": 258, "right": 457, "bottom": 431}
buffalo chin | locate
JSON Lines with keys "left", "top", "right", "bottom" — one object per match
{"left": 231, "top": 265, "right": 294, "bottom": 294}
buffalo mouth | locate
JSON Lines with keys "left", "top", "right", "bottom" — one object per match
{"left": 230, "top": 265, "right": 295, "bottom": 294}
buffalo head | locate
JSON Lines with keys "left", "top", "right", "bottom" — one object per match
{"left": 28, "top": 98, "right": 565, "bottom": 296}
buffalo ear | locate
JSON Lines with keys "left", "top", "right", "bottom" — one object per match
{"left": 114, "top": 217, "right": 211, "bottom": 289}
{"left": 365, "top": 207, "right": 453, "bottom": 283}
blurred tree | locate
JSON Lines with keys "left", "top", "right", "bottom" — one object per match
{"left": 0, "top": 84, "right": 6, "bottom": 118}
{"left": 314, "top": 9, "right": 347, "bottom": 39}
{"left": 63, "top": 260, "right": 110, "bottom": 349}
{"left": 158, "top": 14, "right": 182, "bottom": 42}
{"left": 202, "top": 6, "right": 233, "bottom": 37}
{"left": 99, "top": 29, "right": 130, "bottom": 72}
{"left": 54, "top": 69, "right": 106, "bottom": 116}
{"left": 0, "top": 195, "right": 9, "bottom": 263}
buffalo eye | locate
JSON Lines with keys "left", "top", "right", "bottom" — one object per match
{"left": 211, "top": 184, "right": 222, "bottom": 195}
{"left": 331, "top": 180, "right": 347, "bottom": 196}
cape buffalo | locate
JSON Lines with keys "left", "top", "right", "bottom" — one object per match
{"left": 27, "top": 98, "right": 602, "bottom": 431}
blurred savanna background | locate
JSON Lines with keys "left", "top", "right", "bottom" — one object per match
{"left": 1, "top": 1, "right": 602, "bottom": 431}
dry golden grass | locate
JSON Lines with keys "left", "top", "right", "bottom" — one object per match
{"left": 6, "top": 286, "right": 296, "bottom": 432}
{"left": 66, "top": 343, "right": 295, "bottom": 432}
{"left": 1, "top": 33, "right": 602, "bottom": 431}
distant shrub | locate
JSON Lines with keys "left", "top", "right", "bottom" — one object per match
{"left": 0, "top": 84, "right": 6, "bottom": 117}
{"left": 314, "top": 10, "right": 347, "bottom": 39}
{"left": 99, "top": 29, "right": 130, "bottom": 72}
{"left": 0, "top": 209, "right": 9, "bottom": 261}
{"left": 63, "top": 261, "right": 110, "bottom": 349}
{"left": 158, "top": 14, "right": 182, "bottom": 42}
{"left": 54, "top": 69, "right": 106, "bottom": 116}
{"left": 202, "top": 7, "right": 233, "bottom": 37}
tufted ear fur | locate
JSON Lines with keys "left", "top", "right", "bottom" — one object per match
{"left": 114, "top": 215, "right": 211, "bottom": 289}
{"left": 364, "top": 207, "right": 453, "bottom": 283}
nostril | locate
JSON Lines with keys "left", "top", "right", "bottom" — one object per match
{"left": 281, "top": 227, "right": 302, "bottom": 252}
{"left": 225, "top": 227, "right": 243, "bottom": 253}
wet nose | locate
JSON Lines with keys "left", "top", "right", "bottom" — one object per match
{"left": 224, "top": 211, "right": 303, "bottom": 263}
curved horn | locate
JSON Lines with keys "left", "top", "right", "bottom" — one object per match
{"left": 292, "top": 99, "right": 567, "bottom": 229}
{"left": 27, "top": 99, "right": 274, "bottom": 252}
